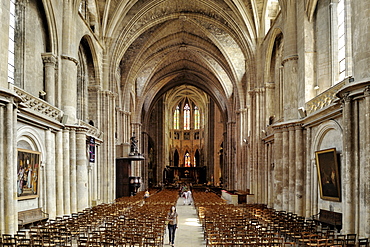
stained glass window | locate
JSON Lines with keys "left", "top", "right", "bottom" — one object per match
{"left": 174, "top": 106, "right": 180, "bottom": 129}
{"left": 184, "top": 103, "right": 190, "bottom": 130}
{"left": 194, "top": 106, "right": 200, "bottom": 129}
{"left": 185, "top": 152, "right": 191, "bottom": 167}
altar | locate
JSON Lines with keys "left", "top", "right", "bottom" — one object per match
{"left": 164, "top": 166, "right": 207, "bottom": 184}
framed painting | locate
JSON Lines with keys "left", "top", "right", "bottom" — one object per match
{"left": 315, "top": 148, "right": 341, "bottom": 201}
{"left": 17, "top": 149, "right": 40, "bottom": 199}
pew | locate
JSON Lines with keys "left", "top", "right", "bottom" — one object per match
{"left": 313, "top": 209, "right": 342, "bottom": 232}
{"left": 18, "top": 208, "right": 48, "bottom": 228}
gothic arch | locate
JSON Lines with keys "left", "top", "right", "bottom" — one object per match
{"left": 16, "top": 127, "right": 46, "bottom": 162}
{"left": 311, "top": 120, "right": 343, "bottom": 159}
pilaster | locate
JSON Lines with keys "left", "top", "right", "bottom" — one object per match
{"left": 76, "top": 127, "right": 88, "bottom": 211}
{"left": 55, "top": 130, "right": 64, "bottom": 216}
{"left": 273, "top": 127, "right": 283, "bottom": 210}
{"left": 69, "top": 127, "right": 77, "bottom": 213}
{"left": 62, "top": 128, "right": 71, "bottom": 214}
{"left": 45, "top": 129, "right": 56, "bottom": 219}
{"left": 342, "top": 93, "right": 355, "bottom": 233}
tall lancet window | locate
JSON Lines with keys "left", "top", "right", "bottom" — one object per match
{"left": 174, "top": 106, "right": 180, "bottom": 129}
{"left": 184, "top": 103, "right": 190, "bottom": 130}
{"left": 337, "top": 0, "right": 346, "bottom": 82}
{"left": 194, "top": 106, "right": 200, "bottom": 129}
{"left": 8, "top": 0, "right": 16, "bottom": 84}
{"left": 185, "top": 152, "right": 191, "bottom": 167}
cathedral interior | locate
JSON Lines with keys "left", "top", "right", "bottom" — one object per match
{"left": 0, "top": 0, "right": 370, "bottom": 241}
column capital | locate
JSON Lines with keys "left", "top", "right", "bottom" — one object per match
{"left": 42, "top": 53, "right": 57, "bottom": 65}
{"left": 364, "top": 85, "right": 370, "bottom": 97}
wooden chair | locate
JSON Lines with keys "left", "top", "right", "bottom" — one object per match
{"left": 358, "top": 238, "right": 369, "bottom": 247}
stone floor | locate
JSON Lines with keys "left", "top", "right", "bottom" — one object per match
{"left": 163, "top": 197, "right": 206, "bottom": 247}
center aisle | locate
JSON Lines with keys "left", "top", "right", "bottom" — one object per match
{"left": 164, "top": 197, "right": 206, "bottom": 247}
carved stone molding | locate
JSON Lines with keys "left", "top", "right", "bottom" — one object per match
{"left": 14, "top": 86, "right": 62, "bottom": 120}
{"left": 281, "top": 55, "right": 298, "bottom": 66}
{"left": 61, "top": 55, "right": 79, "bottom": 65}
{"left": 305, "top": 81, "right": 345, "bottom": 115}
{"left": 78, "top": 119, "right": 102, "bottom": 139}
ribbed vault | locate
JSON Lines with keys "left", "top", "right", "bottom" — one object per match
{"left": 98, "top": 0, "right": 268, "bottom": 122}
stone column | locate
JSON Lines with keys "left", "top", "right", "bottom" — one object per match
{"left": 4, "top": 102, "right": 16, "bottom": 233}
{"left": 69, "top": 128, "right": 77, "bottom": 213}
{"left": 62, "top": 128, "right": 71, "bottom": 214}
{"left": 61, "top": 1, "right": 78, "bottom": 124}
{"left": 55, "top": 130, "right": 63, "bottom": 216}
{"left": 274, "top": 128, "right": 283, "bottom": 210}
{"left": 288, "top": 125, "right": 296, "bottom": 212}
{"left": 41, "top": 53, "right": 57, "bottom": 105}
{"left": 76, "top": 128, "right": 88, "bottom": 211}
{"left": 305, "top": 127, "right": 313, "bottom": 217}
{"left": 342, "top": 93, "right": 355, "bottom": 233}
{"left": 45, "top": 129, "right": 56, "bottom": 219}
{"left": 142, "top": 132, "right": 149, "bottom": 190}
{"left": 226, "top": 121, "right": 236, "bottom": 190}
{"left": 365, "top": 86, "right": 370, "bottom": 236}
{"left": 0, "top": 105, "right": 4, "bottom": 233}
{"left": 295, "top": 125, "right": 304, "bottom": 216}
{"left": 282, "top": 127, "right": 289, "bottom": 211}
{"left": 282, "top": 0, "right": 299, "bottom": 120}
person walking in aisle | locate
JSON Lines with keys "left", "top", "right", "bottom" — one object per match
{"left": 166, "top": 205, "right": 179, "bottom": 246}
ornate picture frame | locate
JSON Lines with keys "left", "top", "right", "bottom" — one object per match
{"left": 315, "top": 148, "right": 341, "bottom": 202}
{"left": 17, "top": 149, "right": 40, "bottom": 199}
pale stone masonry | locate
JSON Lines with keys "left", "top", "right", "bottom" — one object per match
{"left": 0, "top": 0, "right": 369, "bottom": 239}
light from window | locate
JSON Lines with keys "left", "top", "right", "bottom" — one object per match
{"left": 174, "top": 106, "right": 180, "bottom": 129}
{"left": 8, "top": 0, "right": 16, "bottom": 84}
{"left": 337, "top": 0, "right": 346, "bottom": 82}
{"left": 194, "top": 106, "right": 200, "bottom": 129}
{"left": 184, "top": 103, "right": 190, "bottom": 130}
{"left": 185, "top": 152, "right": 191, "bottom": 167}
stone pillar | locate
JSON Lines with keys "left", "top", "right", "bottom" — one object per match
{"left": 288, "top": 125, "right": 296, "bottom": 212}
{"left": 282, "top": 127, "right": 289, "bottom": 211}
{"left": 142, "top": 132, "right": 149, "bottom": 190}
{"left": 305, "top": 127, "right": 313, "bottom": 217}
{"left": 342, "top": 93, "right": 355, "bottom": 233}
{"left": 62, "top": 128, "right": 71, "bottom": 214}
{"left": 55, "top": 130, "right": 63, "bottom": 216}
{"left": 45, "top": 129, "right": 56, "bottom": 219}
{"left": 76, "top": 128, "right": 88, "bottom": 211}
{"left": 41, "top": 53, "right": 57, "bottom": 105}
{"left": 274, "top": 128, "right": 283, "bottom": 210}
{"left": 69, "top": 128, "right": 77, "bottom": 213}
{"left": 282, "top": 0, "right": 299, "bottom": 120}
{"left": 0, "top": 105, "right": 4, "bottom": 233}
{"left": 4, "top": 102, "right": 16, "bottom": 233}
{"left": 226, "top": 121, "right": 236, "bottom": 190}
{"left": 365, "top": 86, "right": 370, "bottom": 236}
{"left": 61, "top": 1, "right": 78, "bottom": 124}
{"left": 295, "top": 125, "right": 304, "bottom": 216}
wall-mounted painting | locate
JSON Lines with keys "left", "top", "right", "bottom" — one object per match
{"left": 17, "top": 149, "right": 40, "bottom": 199}
{"left": 315, "top": 148, "right": 341, "bottom": 201}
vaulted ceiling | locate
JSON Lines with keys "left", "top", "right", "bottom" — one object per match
{"left": 90, "top": 0, "right": 280, "bottom": 120}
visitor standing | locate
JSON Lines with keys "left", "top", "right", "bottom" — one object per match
{"left": 166, "top": 205, "right": 178, "bottom": 246}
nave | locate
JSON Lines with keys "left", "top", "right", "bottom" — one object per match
{"left": 1, "top": 189, "right": 369, "bottom": 246}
